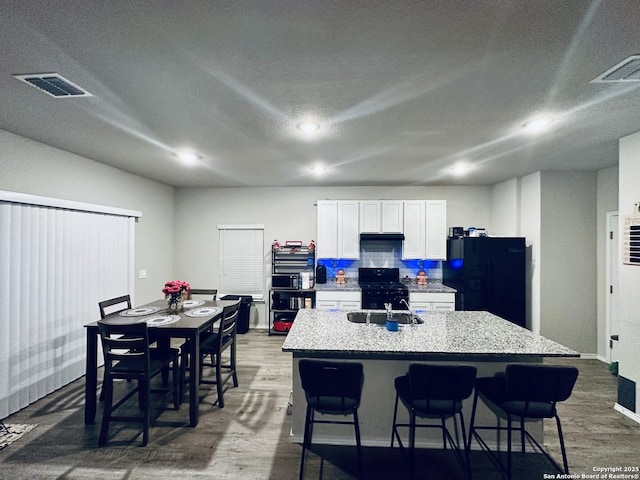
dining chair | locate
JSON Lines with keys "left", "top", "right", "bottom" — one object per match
{"left": 468, "top": 363, "right": 579, "bottom": 480}
{"left": 97, "top": 295, "right": 133, "bottom": 401}
{"left": 298, "top": 360, "right": 365, "bottom": 480}
{"left": 196, "top": 301, "right": 240, "bottom": 408}
{"left": 97, "top": 320, "right": 180, "bottom": 446}
{"left": 188, "top": 289, "right": 218, "bottom": 301}
{"left": 391, "top": 363, "right": 477, "bottom": 479}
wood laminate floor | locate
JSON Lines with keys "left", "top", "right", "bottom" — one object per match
{"left": 1, "top": 331, "right": 639, "bottom": 479}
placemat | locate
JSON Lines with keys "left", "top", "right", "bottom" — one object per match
{"left": 119, "top": 306, "right": 162, "bottom": 317}
{"left": 185, "top": 306, "right": 223, "bottom": 317}
{"left": 182, "top": 299, "right": 205, "bottom": 308}
{"left": 145, "top": 315, "right": 180, "bottom": 326}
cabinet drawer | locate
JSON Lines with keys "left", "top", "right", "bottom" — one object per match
{"left": 316, "top": 300, "right": 339, "bottom": 310}
{"left": 316, "top": 291, "right": 361, "bottom": 302}
{"left": 409, "top": 292, "right": 454, "bottom": 303}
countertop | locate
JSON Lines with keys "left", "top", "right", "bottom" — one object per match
{"left": 281, "top": 309, "right": 578, "bottom": 359}
{"left": 313, "top": 279, "right": 456, "bottom": 293}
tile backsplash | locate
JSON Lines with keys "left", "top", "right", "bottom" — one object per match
{"left": 317, "top": 239, "right": 442, "bottom": 281}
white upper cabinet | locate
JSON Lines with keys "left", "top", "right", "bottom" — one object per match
{"left": 402, "top": 200, "right": 425, "bottom": 259}
{"left": 425, "top": 200, "right": 447, "bottom": 260}
{"left": 317, "top": 201, "right": 338, "bottom": 258}
{"left": 319, "top": 199, "right": 444, "bottom": 260}
{"left": 317, "top": 200, "right": 360, "bottom": 259}
{"left": 359, "top": 201, "right": 381, "bottom": 233}
{"left": 338, "top": 201, "right": 360, "bottom": 259}
{"left": 359, "top": 200, "right": 403, "bottom": 233}
{"left": 402, "top": 200, "right": 447, "bottom": 260}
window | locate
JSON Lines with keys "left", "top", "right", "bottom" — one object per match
{"left": 218, "top": 225, "right": 265, "bottom": 301}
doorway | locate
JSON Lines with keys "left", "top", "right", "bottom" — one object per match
{"left": 605, "top": 212, "right": 619, "bottom": 364}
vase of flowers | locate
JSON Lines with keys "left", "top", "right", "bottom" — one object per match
{"left": 162, "top": 280, "right": 191, "bottom": 312}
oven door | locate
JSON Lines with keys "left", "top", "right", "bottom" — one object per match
{"left": 361, "top": 289, "right": 409, "bottom": 310}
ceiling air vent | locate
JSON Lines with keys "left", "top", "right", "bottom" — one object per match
{"left": 591, "top": 55, "right": 640, "bottom": 83}
{"left": 13, "top": 73, "right": 93, "bottom": 98}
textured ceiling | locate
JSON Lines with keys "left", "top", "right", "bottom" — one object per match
{"left": 1, "top": 0, "right": 639, "bottom": 187}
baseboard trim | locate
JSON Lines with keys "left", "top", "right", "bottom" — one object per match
{"left": 614, "top": 403, "right": 640, "bottom": 424}
{"left": 579, "top": 353, "right": 598, "bottom": 360}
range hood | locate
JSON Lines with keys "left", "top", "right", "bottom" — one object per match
{"left": 360, "top": 233, "right": 405, "bottom": 241}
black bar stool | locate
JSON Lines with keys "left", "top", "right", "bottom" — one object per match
{"left": 391, "top": 363, "right": 477, "bottom": 479}
{"left": 298, "top": 360, "right": 365, "bottom": 480}
{"left": 468, "top": 363, "right": 579, "bottom": 480}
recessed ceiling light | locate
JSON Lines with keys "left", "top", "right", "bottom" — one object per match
{"left": 297, "top": 121, "right": 321, "bottom": 133}
{"left": 309, "top": 163, "right": 327, "bottom": 175}
{"left": 450, "top": 163, "right": 470, "bottom": 176}
{"left": 176, "top": 150, "right": 201, "bottom": 165}
{"left": 522, "top": 116, "right": 554, "bottom": 134}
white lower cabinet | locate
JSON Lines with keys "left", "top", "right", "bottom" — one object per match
{"left": 409, "top": 292, "right": 455, "bottom": 312}
{"left": 315, "top": 291, "right": 361, "bottom": 310}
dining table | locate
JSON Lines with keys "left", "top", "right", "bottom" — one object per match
{"left": 84, "top": 297, "right": 240, "bottom": 427}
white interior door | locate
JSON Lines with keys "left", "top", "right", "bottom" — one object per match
{"left": 605, "top": 212, "right": 619, "bottom": 364}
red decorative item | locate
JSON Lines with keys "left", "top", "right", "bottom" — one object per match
{"left": 308, "top": 240, "right": 315, "bottom": 251}
{"left": 273, "top": 239, "right": 280, "bottom": 250}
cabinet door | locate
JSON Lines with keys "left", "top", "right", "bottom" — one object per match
{"left": 359, "top": 201, "right": 381, "bottom": 233}
{"left": 425, "top": 200, "right": 447, "bottom": 260}
{"left": 381, "top": 201, "right": 404, "bottom": 232}
{"left": 338, "top": 201, "right": 360, "bottom": 259}
{"left": 402, "top": 200, "right": 425, "bottom": 259}
{"left": 317, "top": 201, "right": 338, "bottom": 258}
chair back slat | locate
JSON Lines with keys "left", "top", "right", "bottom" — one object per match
{"left": 188, "top": 289, "right": 217, "bottom": 301}
{"left": 99, "top": 295, "right": 132, "bottom": 319}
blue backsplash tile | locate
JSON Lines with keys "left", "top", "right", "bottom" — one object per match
{"left": 318, "top": 239, "right": 442, "bottom": 281}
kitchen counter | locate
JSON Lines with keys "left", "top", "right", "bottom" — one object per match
{"left": 282, "top": 309, "right": 576, "bottom": 359}
{"left": 313, "top": 279, "right": 457, "bottom": 294}
{"left": 282, "top": 309, "right": 578, "bottom": 448}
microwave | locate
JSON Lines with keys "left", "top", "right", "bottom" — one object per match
{"left": 272, "top": 274, "right": 299, "bottom": 289}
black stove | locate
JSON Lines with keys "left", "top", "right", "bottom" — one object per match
{"left": 358, "top": 268, "right": 409, "bottom": 310}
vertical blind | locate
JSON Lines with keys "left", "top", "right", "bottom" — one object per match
{"left": 218, "top": 225, "right": 264, "bottom": 301}
{"left": 0, "top": 192, "right": 137, "bottom": 419}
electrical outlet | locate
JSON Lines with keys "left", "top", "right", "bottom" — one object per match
{"left": 139, "top": 269, "right": 147, "bottom": 279}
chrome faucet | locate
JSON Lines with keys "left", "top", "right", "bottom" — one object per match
{"left": 385, "top": 302, "right": 393, "bottom": 319}
{"left": 400, "top": 298, "right": 418, "bottom": 325}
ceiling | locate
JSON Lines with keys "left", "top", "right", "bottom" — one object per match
{"left": 1, "top": 1, "right": 639, "bottom": 188}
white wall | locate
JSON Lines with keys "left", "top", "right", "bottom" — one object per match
{"left": 539, "top": 171, "right": 597, "bottom": 354}
{"left": 491, "top": 178, "right": 519, "bottom": 236}
{"left": 520, "top": 172, "right": 541, "bottom": 333}
{"left": 0, "top": 129, "right": 175, "bottom": 305}
{"left": 618, "top": 131, "right": 640, "bottom": 413}
{"left": 596, "top": 166, "right": 619, "bottom": 359}
{"left": 174, "top": 185, "right": 492, "bottom": 328}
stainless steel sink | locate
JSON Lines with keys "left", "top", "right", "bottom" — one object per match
{"left": 346, "top": 311, "right": 424, "bottom": 325}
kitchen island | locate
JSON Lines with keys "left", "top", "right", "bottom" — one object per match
{"left": 281, "top": 309, "right": 578, "bottom": 448}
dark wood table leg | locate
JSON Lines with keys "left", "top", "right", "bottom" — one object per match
{"left": 84, "top": 326, "right": 98, "bottom": 424}
{"left": 189, "top": 331, "right": 200, "bottom": 427}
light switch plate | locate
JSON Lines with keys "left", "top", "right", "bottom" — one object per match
{"left": 139, "top": 269, "right": 147, "bottom": 279}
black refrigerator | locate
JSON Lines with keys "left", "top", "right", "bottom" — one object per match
{"left": 443, "top": 237, "right": 526, "bottom": 327}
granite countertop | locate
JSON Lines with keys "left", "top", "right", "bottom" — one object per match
{"left": 313, "top": 279, "right": 456, "bottom": 294}
{"left": 281, "top": 309, "right": 578, "bottom": 358}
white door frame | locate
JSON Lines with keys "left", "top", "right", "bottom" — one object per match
{"left": 605, "top": 211, "right": 619, "bottom": 364}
